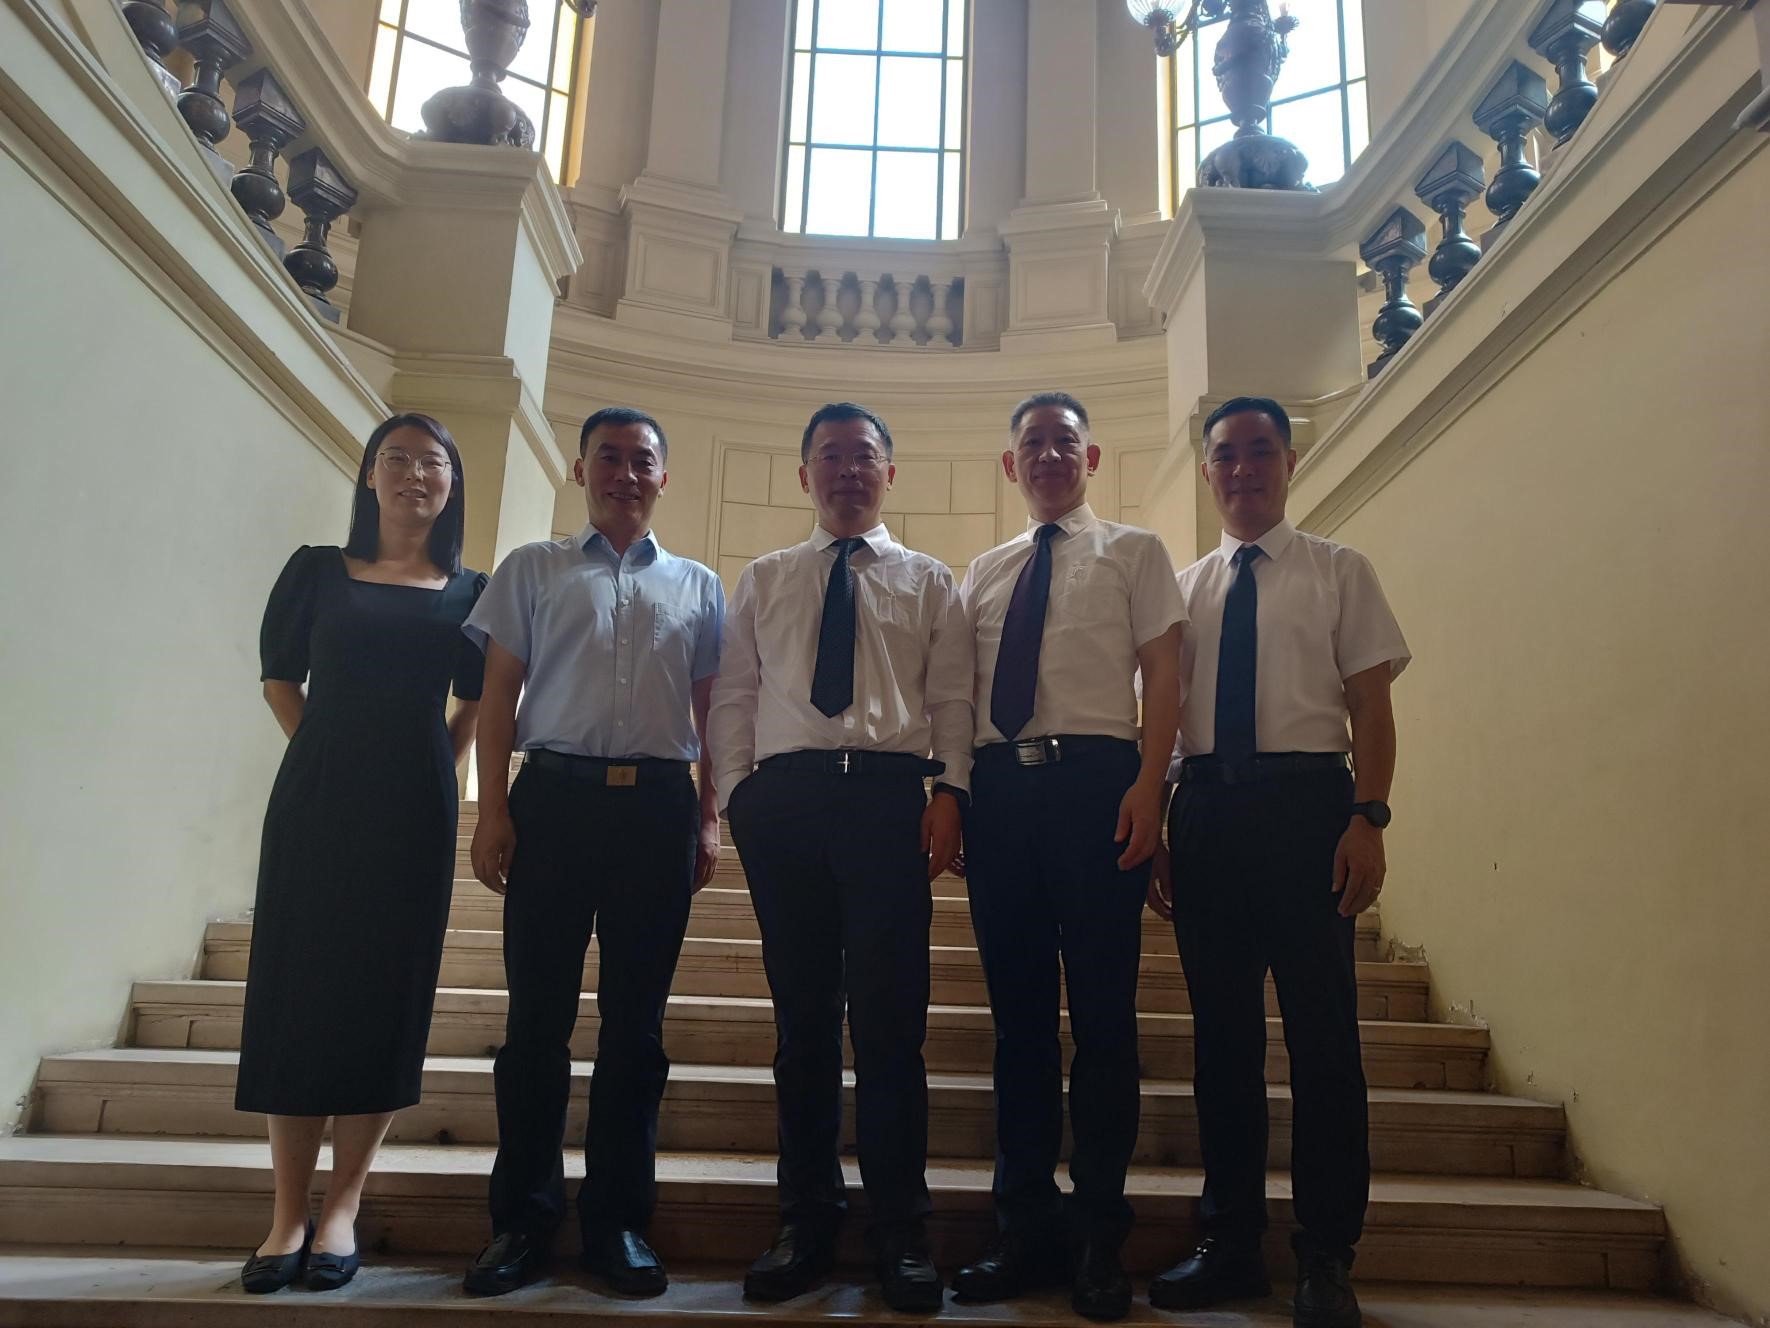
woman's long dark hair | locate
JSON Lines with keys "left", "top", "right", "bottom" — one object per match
{"left": 343, "top": 413, "right": 466, "bottom": 575}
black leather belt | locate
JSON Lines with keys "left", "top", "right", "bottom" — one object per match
{"left": 525, "top": 748, "right": 689, "bottom": 786}
{"left": 758, "top": 749, "right": 944, "bottom": 777}
{"left": 974, "top": 735, "right": 1137, "bottom": 768}
{"left": 1180, "top": 753, "right": 1348, "bottom": 785}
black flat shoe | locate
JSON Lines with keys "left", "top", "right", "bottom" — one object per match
{"left": 1072, "top": 1239, "right": 1131, "bottom": 1322}
{"left": 306, "top": 1228, "right": 361, "bottom": 1292}
{"left": 463, "top": 1230, "right": 551, "bottom": 1297}
{"left": 582, "top": 1228, "right": 667, "bottom": 1297}
{"left": 951, "top": 1232, "right": 1067, "bottom": 1303}
{"left": 240, "top": 1219, "right": 312, "bottom": 1294}
{"left": 1293, "top": 1245, "right": 1361, "bottom": 1328}
{"left": 876, "top": 1234, "right": 943, "bottom": 1314}
{"left": 1149, "top": 1235, "right": 1271, "bottom": 1310}
{"left": 743, "top": 1223, "right": 836, "bottom": 1302}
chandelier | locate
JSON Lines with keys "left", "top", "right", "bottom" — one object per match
{"left": 1123, "top": 0, "right": 1202, "bottom": 58}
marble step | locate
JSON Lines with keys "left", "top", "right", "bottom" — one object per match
{"left": 128, "top": 981, "right": 1491, "bottom": 1089}
{"left": 199, "top": 924, "right": 1423, "bottom": 1019}
{"left": 0, "top": 1255, "right": 1735, "bottom": 1328}
{"left": 30, "top": 1049, "right": 1565, "bottom": 1177}
{"left": 0, "top": 1138, "right": 1664, "bottom": 1289}
{"left": 452, "top": 851, "right": 974, "bottom": 899}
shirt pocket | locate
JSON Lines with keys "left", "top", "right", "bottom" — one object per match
{"left": 1052, "top": 562, "right": 1125, "bottom": 627}
{"left": 649, "top": 600, "right": 695, "bottom": 677}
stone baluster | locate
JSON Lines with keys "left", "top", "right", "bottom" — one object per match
{"left": 1531, "top": 1, "right": 1606, "bottom": 146}
{"left": 1472, "top": 61, "right": 1550, "bottom": 247}
{"left": 814, "top": 275, "right": 844, "bottom": 342}
{"left": 886, "top": 276, "right": 917, "bottom": 344}
{"left": 1359, "top": 207, "right": 1428, "bottom": 378}
{"left": 856, "top": 279, "right": 884, "bottom": 344}
{"left": 926, "top": 279, "right": 955, "bottom": 348}
{"left": 779, "top": 272, "right": 809, "bottom": 340}
{"left": 283, "top": 147, "right": 357, "bottom": 324}
{"left": 119, "top": 0, "right": 180, "bottom": 99}
{"left": 1413, "top": 141, "right": 1485, "bottom": 315}
{"left": 174, "top": 0, "right": 252, "bottom": 152}
{"left": 228, "top": 69, "right": 305, "bottom": 257}
{"left": 1602, "top": 0, "right": 1657, "bottom": 59}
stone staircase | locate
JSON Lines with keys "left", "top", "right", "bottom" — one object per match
{"left": 0, "top": 801, "right": 1712, "bottom": 1322}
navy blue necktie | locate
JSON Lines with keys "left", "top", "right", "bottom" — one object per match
{"left": 1214, "top": 544, "right": 1263, "bottom": 762}
{"left": 810, "top": 537, "right": 865, "bottom": 717}
{"left": 990, "top": 523, "right": 1062, "bottom": 740}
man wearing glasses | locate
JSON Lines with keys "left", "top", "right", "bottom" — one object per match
{"left": 709, "top": 402, "right": 974, "bottom": 1312}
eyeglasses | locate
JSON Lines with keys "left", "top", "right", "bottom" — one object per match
{"left": 809, "top": 450, "right": 888, "bottom": 471}
{"left": 377, "top": 450, "right": 452, "bottom": 479}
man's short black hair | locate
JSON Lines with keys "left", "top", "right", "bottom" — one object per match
{"left": 1009, "top": 391, "right": 1090, "bottom": 436}
{"left": 580, "top": 406, "right": 667, "bottom": 463}
{"left": 801, "top": 402, "right": 893, "bottom": 462}
{"left": 1202, "top": 396, "right": 1292, "bottom": 449}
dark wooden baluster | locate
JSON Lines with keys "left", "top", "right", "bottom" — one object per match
{"left": 1413, "top": 141, "right": 1485, "bottom": 316}
{"left": 173, "top": 0, "right": 252, "bottom": 155}
{"left": 1603, "top": 0, "right": 1657, "bottom": 59}
{"left": 284, "top": 148, "right": 357, "bottom": 324}
{"left": 120, "top": 0, "right": 180, "bottom": 99}
{"left": 1360, "top": 207, "right": 1429, "bottom": 378}
{"left": 1531, "top": 1, "right": 1606, "bottom": 146}
{"left": 229, "top": 69, "right": 306, "bottom": 258}
{"left": 1472, "top": 61, "right": 1550, "bottom": 248}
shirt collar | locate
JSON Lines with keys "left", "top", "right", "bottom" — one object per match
{"left": 811, "top": 522, "right": 893, "bottom": 555}
{"left": 1026, "top": 502, "right": 1097, "bottom": 539}
{"left": 578, "top": 522, "right": 661, "bottom": 564}
{"left": 1216, "top": 518, "right": 1297, "bottom": 565}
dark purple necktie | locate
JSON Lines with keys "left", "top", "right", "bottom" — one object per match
{"left": 990, "top": 523, "right": 1062, "bottom": 740}
{"left": 1214, "top": 543, "right": 1263, "bottom": 762}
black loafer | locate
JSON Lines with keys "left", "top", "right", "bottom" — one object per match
{"left": 1293, "top": 1245, "right": 1361, "bottom": 1328}
{"left": 305, "top": 1231, "right": 361, "bottom": 1293}
{"left": 463, "top": 1230, "right": 551, "bottom": 1297}
{"left": 583, "top": 1228, "right": 668, "bottom": 1297}
{"left": 1072, "top": 1239, "right": 1131, "bottom": 1322}
{"left": 1149, "top": 1236, "right": 1270, "bottom": 1310}
{"left": 240, "top": 1219, "right": 312, "bottom": 1295}
{"left": 951, "top": 1232, "right": 1067, "bottom": 1303}
{"left": 876, "top": 1234, "right": 943, "bottom": 1313}
{"left": 743, "top": 1223, "right": 836, "bottom": 1302}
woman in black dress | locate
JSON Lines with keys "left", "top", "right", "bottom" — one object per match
{"left": 236, "top": 413, "right": 487, "bottom": 1293}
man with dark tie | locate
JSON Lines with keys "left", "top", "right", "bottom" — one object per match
{"left": 459, "top": 407, "right": 726, "bottom": 1297}
{"left": 952, "top": 391, "right": 1185, "bottom": 1321}
{"left": 1146, "top": 397, "right": 1409, "bottom": 1328}
{"left": 708, "top": 401, "right": 974, "bottom": 1312}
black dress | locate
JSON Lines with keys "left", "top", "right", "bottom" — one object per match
{"left": 235, "top": 545, "right": 487, "bottom": 1116}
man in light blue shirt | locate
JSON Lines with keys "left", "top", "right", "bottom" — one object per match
{"left": 459, "top": 407, "right": 724, "bottom": 1300}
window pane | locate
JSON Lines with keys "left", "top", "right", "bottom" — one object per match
{"left": 811, "top": 53, "right": 877, "bottom": 143}
{"left": 1346, "top": 78, "right": 1369, "bottom": 163}
{"left": 1197, "top": 115, "right": 1236, "bottom": 166}
{"left": 882, "top": 0, "right": 943, "bottom": 52}
{"left": 1195, "top": 44, "right": 1228, "bottom": 123}
{"left": 1270, "top": 85, "right": 1346, "bottom": 185}
{"left": 877, "top": 56, "right": 941, "bottom": 147}
{"left": 1176, "top": 124, "right": 1196, "bottom": 187}
{"left": 507, "top": 15, "right": 554, "bottom": 86}
{"left": 795, "top": 0, "right": 815, "bottom": 48}
{"left": 1274, "top": 0, "right": 1343, "bottom": 97}
{"left": 943, "top": 57, "right": 963, "bottom": 147}
{"left": 942, "top": 150, "right": 961, "bottom": 238}
{"left": 504, "top": 75, "right": 548, "bottom": 151}
{"left": 368, "top": 24, "right": 398, "bottom": 114}
{"left": 789, "top": 52, "right": 812, "bottom": 141}
{"left": 1172, "top": 47, "right": 1195, "bottom": 128}
{"left": 543, "top": 90, "right": 569, "bottom": 180}
{"left": 783, "top": 144, "right": 807, "bottom": 230}
{"left": 378, "top": 0, "right": 401, "bottom": 24}
{"left": 550, "top": 5, "right": 577, "bottom": 90}
{"left": 388, "top": 39, "right": 471, "bottom": 133}
{"left": 873, "top": 150, "right": 937, "bottom": 239}
{"left": 806, "top": 148, "right": 874, "bottom": 234}
{"left": 1343, "top": 0, "right": 1366, "bottom": 81}
{"left": 817, "top": 0, "right": 880, "bottom": 49}
{"left": 946, "top": 0, "right": 965, "bottom": 54}
{"left": 401, "top": 0, "right": 463, "bottom": 51}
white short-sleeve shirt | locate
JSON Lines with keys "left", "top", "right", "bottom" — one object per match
{"left": 1175, "top": 519, "right": 1410, "bottom": 763}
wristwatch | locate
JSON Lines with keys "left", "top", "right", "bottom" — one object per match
{"left": 933, "top": 782, "right": 971, "bottom": 811}
{"left": 1351, "top": 800, "right": 1392, "bottom": 829}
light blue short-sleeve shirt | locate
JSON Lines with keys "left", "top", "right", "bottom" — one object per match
{"left": 463, "top": 523, "right": 725, "bottom": 761}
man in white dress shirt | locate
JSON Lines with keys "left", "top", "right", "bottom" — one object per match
{"left": 952, "top": 391, "right": 1185, "bottom": 1322}
{"left": 708, "top": 402, "right": 974, "bottom": 1312}
{"left": 1147, "top": 397, "right": 1409, "bottom": 1328}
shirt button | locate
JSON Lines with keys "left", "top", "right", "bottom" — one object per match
{"left": 616, "top": 719, "right": 625, "bottom": 727}
{"left": 619, "top": 677, "right": 628, "bottom": 684}
{"left": 620, "top": 638, "right": 629, "bottom": 645}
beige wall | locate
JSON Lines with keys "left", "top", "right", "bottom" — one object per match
{"left": 1363, "top": 0, "right": 1478, "bottom": 132}
{"left": 1333, "top": 149, "right": 1770, "bottom": 1320}
{"left": 301, "top": 0, "right": 374, "bottom": 88}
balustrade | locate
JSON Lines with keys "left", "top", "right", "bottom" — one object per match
{"left": 1359, "top": 208, "right": 1428, "bottom": 377}
{"left": 1413, "top": 141, "right": 1485, "bottom": 315}
{"left": 771, "top": 270, "right": 965, "bottom": 348}
{"left": 1531, "top": 1, "right": 1606, "bottom": 146}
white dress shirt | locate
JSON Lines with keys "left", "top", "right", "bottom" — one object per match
{"left": 962, "top": 504, "right": 1187, "bottom": 747}
{"left": 1174, "top": 519, "right": 1410, "bottom": 765}
{"left": 708, "top": 523, "right": 975, "bottom": 811}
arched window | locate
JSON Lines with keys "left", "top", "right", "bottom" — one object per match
{"left": 1168, "top": 0, "right": 1367, "bottom": 208}
{"left": 366, "top": 0, "right": 587, "bottom": 184}
{"left": 781, "top": 0, "right": 969, "bottom": 241}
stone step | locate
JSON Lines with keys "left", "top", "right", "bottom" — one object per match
{"left": 128, "top": 981, "right": 1490, "bottom": 1089}
{"left": 0, "top": 1137, "right": 1664, "bottom": 1289}
{"left": 199, "top": 924, "right": 1423, "bottom": 1020}
{"left": 31, "top": 1049, "right": 1565, "bottom": 1178}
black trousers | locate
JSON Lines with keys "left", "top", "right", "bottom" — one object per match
{"left": 488, "top": 761, "right": 696, "bottom": 1242}
{"left": 1167, "top": 765, "right": 1369, "bottom": 1258}
{"left": 963, "top": 739, "right": 1150, "bottom": 1246}
{"left": 726, "top": 764, "right": 933, "bottom": 1241}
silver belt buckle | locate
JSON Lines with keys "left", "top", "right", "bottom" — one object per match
{"left": 1013, "top": 738, "right": 1052, "bottom": 767}
{"left": 605, "top": 764, "right": 638, "bottom": 787}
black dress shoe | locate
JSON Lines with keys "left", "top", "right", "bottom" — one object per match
{"left": 462, "top": 1231, "right": 551, "bottom": 1297}
{"left": 240, "top": 1220, "right": 313, "bottom": 1294}
{"left": 875, "top": 1234, "right": 942, "bottom": 1313}
{"left": 1071, "top": 1240, "right": 1131, "bottom": 1322}
{"left": 583, "top": 1228, "right": 668, "bottom": 1296}
{"left": 950, "top": 1233, "right": 1067, "bottom": 1303}
{"left": 743, "top": 1224, "right": 835, "bottom": 1302}
{"left": 305, "top": 1228, "right": 361, "bottom": 1293}
{"left": 1148, "top": 1236, "right": 1270, "bottom": 1310}
{"left": 1293, "top": 1247, "right": 1361, "bottom": 1328}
